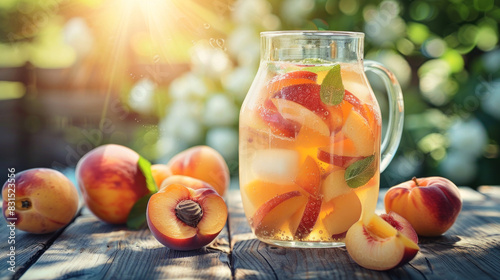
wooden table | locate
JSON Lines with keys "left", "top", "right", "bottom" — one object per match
{"left": 2, "top": 186, "right": 500, "bottom": 280}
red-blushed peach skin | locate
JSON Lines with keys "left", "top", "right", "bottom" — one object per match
{"left": 380, "top": 211, "right": 418, "bottom": 244}
{"left": 146, "top": 184, "right": 228, "bottom": 251}
{"left": 167, "top": 146, "right": 230, "bottom": 196}
{"left": 2, "top": 168, "right": 79, "bottom": 234}
{"left": 76, "top": 144, "right": 150, "bottom": 224}
{"left": 384, "top": 177, "right": 462, "bottom": 236}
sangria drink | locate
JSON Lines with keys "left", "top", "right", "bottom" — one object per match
{"left": 239, "top": 31, "right": 403, "bottom": 248}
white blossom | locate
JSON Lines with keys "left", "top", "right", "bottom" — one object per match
{"left": 222, "top": 66, "right": 256, "bottom": 102}
{"left": 206, "top": 127, "right": 239, "bottom": 160}
{"left": 128, "top": 78, "right": 155, "bottom": 115}
{"left": 168, "top": 73, "right": 208, "bottom": 100}
{"left": 203, "top": 94, "right": 239, "bottom": 127}
{"left": 62, "top": 17, "right": 94, "bottom": 59}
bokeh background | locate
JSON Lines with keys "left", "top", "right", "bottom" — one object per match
{"left": 1, "top": 0, "right": 499, "bottom": 188}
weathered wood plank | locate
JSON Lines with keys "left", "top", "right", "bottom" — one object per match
{"left": 228, "top": 187, "right": 500, "bottom": 279}
{"left": 0, "top": 207, "right": 81, "bottom": 280}
{"left": 478, "top": 186, "right": 500, "bottom": 202}
{"left": 19, "top": 207, "right": 231, "bottom": 280}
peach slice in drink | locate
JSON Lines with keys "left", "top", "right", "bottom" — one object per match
{"left": 273, "top": 83, "right": 330, "bottom": 122}
{"left": 322, "top": 191, "right": 362, "bottom": 238}
{"left": 267, "top": 70, "right": 317, "bottom": 97}
{"left": 321, "top": 169, "right": 353, "bottom": 202}
{"left": 293, "top": 156, "right": 323, "bottom": 238}
{"left": 271, "top": 98, "right": 330, "bottom": 138}
{"left": 252, "top": 191, "right": 308, "bottom": 236}
{"left": 341, "top": 110, "right": 375, "bottom": 157}
{"left": 242, "top": 180, "right": 305, "bottom": 215}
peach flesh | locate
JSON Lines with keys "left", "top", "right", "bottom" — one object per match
{"left": 345, "top": 214, "right": 419, "bottom": 271}
{"left": 147, "top": 184, "right": 227, "bottom": 251}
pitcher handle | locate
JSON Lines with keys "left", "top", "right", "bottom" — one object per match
{"left": 364, "top": 60, "right": 404, "bottom": 172}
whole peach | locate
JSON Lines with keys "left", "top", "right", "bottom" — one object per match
{"left": 168, "top": 146, "right": 230, "bottom": 196}
{"left": 76, "top": 144, "right": 150, "bottom": 224}
{"left": 384, "top": 177, "right": 462, "bottom": 236}
{"left": 2, "top": 168, "right": 79, "bottom": 234}
{"left": 151, "top": 164, "right": 172, "bottom": 187}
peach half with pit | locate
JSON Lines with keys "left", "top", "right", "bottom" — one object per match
{"left": 168, "top": 145, "right": 230, "bottom": 196}
{"left": 146, "top": 183, "right": 227, "bottom": 251}
{"left": 345, "top": 213, "right": 420, "bottom": 271}
{"left": 2, "top": 168, "right": 79, "bottom": 234}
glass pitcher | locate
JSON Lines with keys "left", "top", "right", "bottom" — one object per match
{"left": 239, "top": 31, "right": 404, "bottom": 248}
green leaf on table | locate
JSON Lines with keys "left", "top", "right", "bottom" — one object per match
{"left": 127, "top": 156, "right": 158, "bottom": 230}
{"left": 320, "top": 63, "right": 345, "bottom": 106}
{"left": 345, "top": 155, "right": 376, "bottom": 188}
{"left": 138, "top": 155, "right": 158, "bottom": 193}
{"left": 126, "top": 192, "right": 154, "bottom": 230}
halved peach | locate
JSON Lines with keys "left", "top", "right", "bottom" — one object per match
{"left": 252, "top": 191, "right": 308, "bottom": 236}
{"left": 322, "top": 191, "right": 362, "bottom": 238}
{"left": 147, "top": 183, "right": 227, "bottom": 251}
{"left": 380, "top": 211, "right": 418, "bottom": 244}
{"left": 345, "top": 213, "right": 420, "bottom": 271}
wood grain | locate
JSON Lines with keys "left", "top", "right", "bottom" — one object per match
{"left": 0, "top": 208, "right": 81, "bottom": 280}
{"left": 18, "top": 208, "right": 231, "bottom": 280}
{"left": 227, "top": 188, "right": 500, "bottom": 279}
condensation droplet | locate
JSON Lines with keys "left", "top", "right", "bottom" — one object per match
{"left": 153, "top": 55, "right": 160, "bottom": 63}
{"left": 204, "top": 23, "right": 210, "bottom": 29}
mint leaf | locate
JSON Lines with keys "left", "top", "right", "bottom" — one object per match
{"left": 127, "top": 156, "right": 158, "bottom": 229}
{"left": 320, "top": 64, "right": 345, "bottom": 106}
{"left": 345, "top": 155, "right": 376, "bottom": 188}
{"left": 126, "top": 193, "right": 154, "bottom": 230}
{"left": 138, "top": 155, "right": 158, "bottom": 193}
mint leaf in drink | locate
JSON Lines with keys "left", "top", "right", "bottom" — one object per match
{"left": 345, "top": 155, "right": 376, "bottom": 188}
{"left": 320, "top": 63, "right": 345, "bottom": 106}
